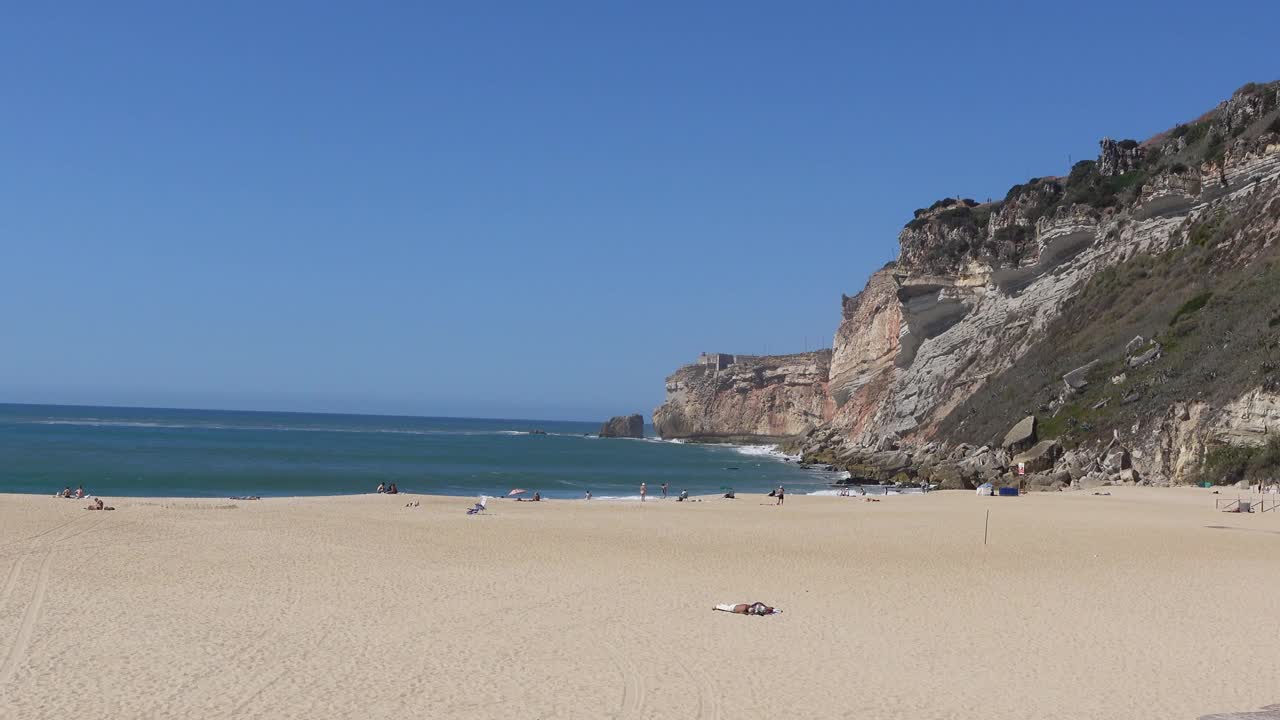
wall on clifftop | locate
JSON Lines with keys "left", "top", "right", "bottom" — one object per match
{"left": 652, "top": 351, "right": 832, "bottom": 441}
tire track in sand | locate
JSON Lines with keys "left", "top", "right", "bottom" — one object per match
{"left": 663, "top": 640, "right": 723, "bottom": 720}
{"left": 0, "top": 515, "right": 101, "bottom": 691}
{"left": 0, "top": 557, "right": 25, "bottom": 615}
{"left": 0, "top": 545, "right": 55, "bottom": 686}
{"left": 604, "top": 640, "right": 647, "bottom": 719}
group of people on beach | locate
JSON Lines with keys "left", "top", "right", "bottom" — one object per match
{"left": 633, "top": 483, "right": 782, "bottom": 503}
{"left": 639, "top": 482, "right": 678, "bottom": 502}
{"left": 53, "top": 485, "right": 116, "bottom": 511}
{"left": 375, "top": 482, "right": 399, "bottom": 494}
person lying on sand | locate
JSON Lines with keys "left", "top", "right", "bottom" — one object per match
{"left": 405, "top": 500, "right": 419, "bottom": 507}
{"left": 713, "top": 602, "right": 780, "bottom": 616}
{"left": 85, "top": 498, "right": 115, "bottom": 511}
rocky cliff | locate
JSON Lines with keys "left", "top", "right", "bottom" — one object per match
{"left": 656, "top": 80, "right": 1280, "bottom": 488}
{"left": 652, "top": 351, "right": 832, "bottom": 442}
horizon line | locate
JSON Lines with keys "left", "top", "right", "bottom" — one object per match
{"left": 0, "top": 400, "right": 636, "bottom": 427}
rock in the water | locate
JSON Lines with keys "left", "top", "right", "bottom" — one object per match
{"left": 599, "top": 414, "right": 645, "bottom": 438}
{"left": 1002, "top": 416, "right": 1038, "bottom": 453}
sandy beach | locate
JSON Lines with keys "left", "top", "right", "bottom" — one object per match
{"left": 1, "top": 487, "right": 1278, "bottom": 719}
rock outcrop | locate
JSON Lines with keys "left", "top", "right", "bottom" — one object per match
{"left": 655, "top": 80, "right": 1280, "bottom": 487}
{"left": 599, "top": 414, "right": 644, "bottom": 439}
{"left": 1098, "top": 137, "right": 1145, "bottom": 177}
{"left": 652, "top": 351, "right": 832, "bottom": 442}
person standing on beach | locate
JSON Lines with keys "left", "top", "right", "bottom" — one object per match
{"left": 640, "top": 482, "right": 647, "bottom": 502}
{"left": 775, "top": 485, "right": 785, "bottom": 506}
{"left": 661, "top": 482, "right": 668, "bottom": 499}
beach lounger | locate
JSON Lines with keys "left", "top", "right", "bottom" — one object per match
{"left": 466, "top": 496, "right": 489, "bottom": 515}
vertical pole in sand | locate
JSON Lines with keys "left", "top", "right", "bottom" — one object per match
{"left": 984, "top": 509, "right": 990, "bottom": 546}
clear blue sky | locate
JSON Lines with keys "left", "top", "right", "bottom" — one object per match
{"left": 3, "top": 2, "right": 1277, "bottom": 420}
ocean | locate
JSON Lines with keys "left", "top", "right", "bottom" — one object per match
{"left": 0, "top": 404, "right": 840, "bottom": 499}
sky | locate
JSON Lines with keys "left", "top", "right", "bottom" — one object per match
{"left": 2, "top": 1, "right": 1278, "bottom": 421}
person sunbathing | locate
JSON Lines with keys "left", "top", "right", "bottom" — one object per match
{"left": 85, "top": 498, "right": 115, "bottom": 511}
{"left": 713, "top": 602, "right": 779, "bottom": 616}
{"left": 386, "top": 483, "right": 398, "bottom": 494}
{"left": 75, "top": 486, "right": 85, "bottom": 499}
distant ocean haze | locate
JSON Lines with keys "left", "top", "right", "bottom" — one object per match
{"left": 0, "top": 404, "right": 833, "bottom": 499}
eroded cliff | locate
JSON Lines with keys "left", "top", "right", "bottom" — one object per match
{"left": 656, "top": 80, "right": 1280, "bottom": 487}
{"left": 652, "top": 351, "right": 832, "bottom": 442}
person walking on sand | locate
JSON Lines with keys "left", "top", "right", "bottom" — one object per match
{"left": 661, "top": 482, "right": 668, "bottom": 499}
{"left": 640, "top": 482, "right": 647, "bottom": 502}
{"left": 775, "top": 485, "right": 785, "bottom": 506}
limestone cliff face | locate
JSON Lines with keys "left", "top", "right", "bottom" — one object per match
{"left": 826, "top": 269, "right": 902, "bottom": 441}
{"left": 652, "top": 351, "right": 832, "bottom": 441}
{"left": 656, "top": 80, "right": 1280, "bottom": 485}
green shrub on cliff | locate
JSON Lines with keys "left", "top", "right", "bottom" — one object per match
{"left": 1172, "top": 292, "right": 1208, "bottom": 325}
{"left": 1031, "top": 159, "right": 1147, "bottom": 212}
{"left": 1202, "top": 132, "right": 1226, "bottom": 166}
{"left": 933, "top": 213, "right": 1280, "bottom": 459}
{"left": 1198, "top": 436, "right": 1280, "bottom": 485}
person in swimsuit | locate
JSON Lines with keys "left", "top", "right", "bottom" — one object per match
{"left": 640, "top": 482, "right": 647, "bottom": 502}
{"left": 661, "top": 482, "right": 668, "bottom": 499}
{"left": 387, "top": 483, "right": 398, "bottom": 494}
{"left": 713, "top": 602, "right": 778, "bottom": 615}
{"left": 775, "top": 485, "right": 785, "bottom": 506}
{"left": 376, "top": 482, "right": 386, "bottom": 493}
{"left": 75, "top": 486, "right": 85, "bottom": 499}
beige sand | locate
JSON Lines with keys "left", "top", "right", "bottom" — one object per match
{"left": 1, "top": 487, "right": 1278, "bottom": 719}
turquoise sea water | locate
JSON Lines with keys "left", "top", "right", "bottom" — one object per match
{"left": 0, "top": 404, "right": 837, "bottom": 499}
